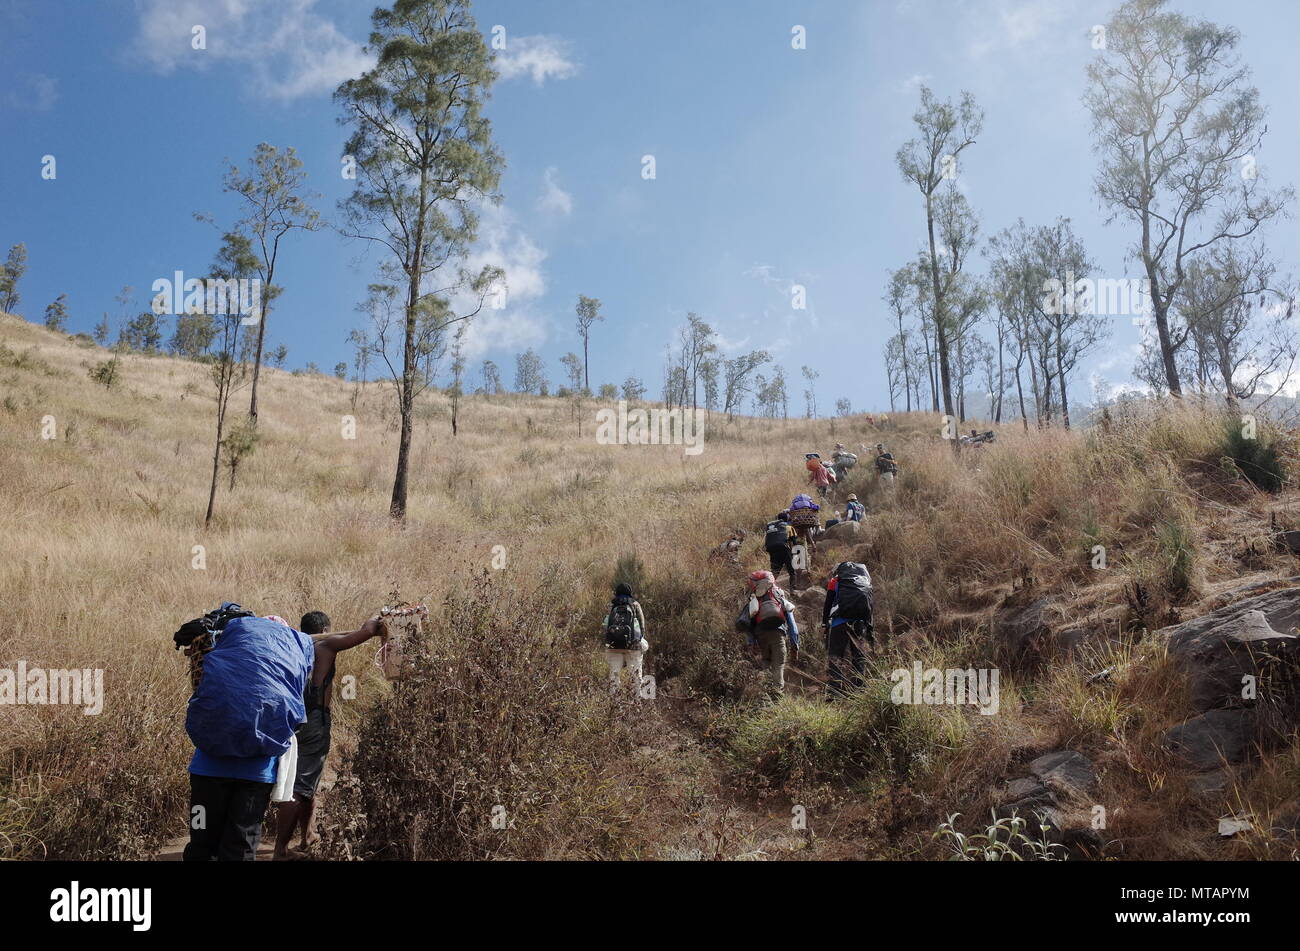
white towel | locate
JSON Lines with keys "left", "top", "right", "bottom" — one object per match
{"left": 271, "top": 733, "right": 298, "bottom": 803}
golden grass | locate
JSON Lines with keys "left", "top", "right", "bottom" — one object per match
{"left": 2, "top": 312, "right": 1298, "bottom": 860}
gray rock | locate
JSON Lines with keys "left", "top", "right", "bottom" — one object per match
{"left": 1028, "top": 751, "right": 1098, "bottom": 798}
{"left": 1162, "top": 708, "right": 1257, "bottom": 771}
{"left": 1159, "top": 599, "right": 1299, "bottom": 713}
{"left": 1273, "top": 532, "right": 1300, "bottom": 556}
{"left": 991, "top": 597, "right": 1059, "bottom": 662}
{"left": 791, "top": 587, "right": 825, "bottom": 616}
{"left": 1003, "top": 777, "right": 1055, "bottom": 808}
{"left": 1162, "top": 589, "right": 1300, "bottom": 654}
{"left": 823, "top": 520, "right": 861, "bottom": 543}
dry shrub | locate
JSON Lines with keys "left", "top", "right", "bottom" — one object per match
{"left": 317, "top": 571, "right": 649, "bottom": 860}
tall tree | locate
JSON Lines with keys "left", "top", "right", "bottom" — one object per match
{"left": 722, "top": 350, "right": 770, "bottom": 421}
{"left": 896, "top": 86, "right": 983, "bottom": 437}
{"left": 575, "top": 295, "right": 604, "bottom": 394}
{"left": 1178, "top": 244, "right": 1296, "bottom": 408}
{"left": 514, "top": 349, "right": 546, "bottom": 394}
{"left": 481, "top": 359, "right": 501, "bottom": 395}
{"left": 336, "top": 0, "right": 504, "bottom": 519}
{"left": 208, "top": 144, "right": 321, "bottom": 423}
{"left": 679, "top": 313, "right": 717, "bottom": 411}
{"left": 1029, "top": 217, "right": 1106, "bottom": 429}
{"left": 884, "top": 267, "right": 916, "bottom": 412}
{"left": 799, "top": 365, "right": 819, "bottom": 419}
{"left": 987, "top": 221, "right": 1041, "bottom": 431}
{"left": 448, "top": 326, "right": 467, "bottom": 435}
{"left": 204, "top": 234, "right": 260, "bottom": 527}
{"left": 1085, "top": 0, "right": 1292, "bottom": 396}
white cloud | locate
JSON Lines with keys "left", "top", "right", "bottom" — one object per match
{"left": 3, "top": 72, "right": 57, "bottom": 111}
{"left": 894, "top": 72, "right": 932, "bottom": 95}
{"left": 129, "top": 0, "right": 371, "bottom": 101}
{"left": 456, "top": 204, "right": 550, "bottom": 361}
{"left": 536, "top": 166, "right": 573, "bottom": 216}
{"left": 959, "top": 0, "right": 1083, "bottom": 61}
{"left": 494, "top": 34, "right": 577, "bottom": 85}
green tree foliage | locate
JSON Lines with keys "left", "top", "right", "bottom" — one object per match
{"left": 207, "top": 143, "right": 321, "bottom": 422}
{"left": 43, "top": 294, "right": 68, "bottom": 332}
{"left": 0, "top": 243, "right": 27, "bottom": 314}
{"left": 170, "top": 312, "right": 218, "bottom": 360}
{"left": 575, "top": 295, "right": 604, "bottom": 392}
{"left": 336, "top": 0, "right": 504, "bottom": 519}
{"left": 119, "top": 312, "right": 163, "bottom": 353}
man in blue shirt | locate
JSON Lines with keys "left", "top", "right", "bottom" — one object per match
{"left": 184, "top": 613, "right": 313, "bottom": 862}
{"left": 842, "top": 494, "right": 865, "bottom": 522}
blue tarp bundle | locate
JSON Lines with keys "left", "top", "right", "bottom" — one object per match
{"left": 185, "top": 616, "right": 314, "bottom": 759}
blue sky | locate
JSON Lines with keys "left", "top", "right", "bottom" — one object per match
{"left": 3, "top": 0, "right": 1297, "bottom": 413}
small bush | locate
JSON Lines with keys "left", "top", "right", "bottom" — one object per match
{"left": 1219, "top": 421, "right": 1286, "bottom": 492}
{"left": 89, "top": 356, "right": 120, "bottom": 388}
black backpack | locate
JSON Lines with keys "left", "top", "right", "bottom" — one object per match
{"left": 764, "top": 519, "right": 791, "bottom": 552}
{"left": 605, "top": 596, "right": 640, "bottom": 649}
{"left": 173, "top": 602, "right": 254, "bottom": 651}
{"left": 831, "top": 563, "right": 874, "bottom": 624}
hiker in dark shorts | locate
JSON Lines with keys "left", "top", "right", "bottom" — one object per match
{"left": 273, "top": 610, "right": 382, "bottom": 860}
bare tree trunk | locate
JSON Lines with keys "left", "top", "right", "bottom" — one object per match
{"left": 1014, "top": 360, "right": 1029, "bottom": 433}
{"left": 205, "top": 377, "right": 227, "bottom": 527}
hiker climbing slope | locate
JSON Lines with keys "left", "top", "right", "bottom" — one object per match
{"left": 809, "top": 456, "right": 834, "bottom": 500}
{"left": 603, "top": 582, "right": 649, "bottom": 699}
{"left": 829, "top": 443, "right": 857, "bottom": 481}
{"left": 764, "top": 510, "right": 798, "bottom": 588}
{"left": 821, "top": 562, "right": 874, "bottom": 700}
{"left": 273, "top": 610, "right": 384, "bottom": 861}
{"left": 787, "top": 493, "right": 821, "bottom": 564}
{"left": 873, "top": 443, "right": 898, "bottom": 483}
{"left": 738, "top": 570, "right": 800, "bottom": 698}
{"left": 181, "top": 611, "right": 314, "bottom": 861}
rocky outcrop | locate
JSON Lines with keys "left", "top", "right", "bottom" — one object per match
{"left": 1158, "top": 592, "right": 1300, "bottom": 715}
{"left": 989, "top": 597, "right": 1080, "bottom": 664}
{"left": 1162, "top": 708, "right": 1256, "bottom": 772}
{"left": 822, "top": 520, "right": 861, "bottom": 544}
{"left": 994, "top": 750, "right": 1103, "bottom": 858}
{"left": 1154, "top": 588, "right": 1300, "bottom": 796}
{"left": 1028, "top": 750, "right": 1098, "bottom": 798}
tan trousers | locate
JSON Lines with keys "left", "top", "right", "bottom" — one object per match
{"left": 756, "top": 629, "right": 787, "bottom": 695}
{"left": 605, "top": 649, "right": 645, "bottom": 699}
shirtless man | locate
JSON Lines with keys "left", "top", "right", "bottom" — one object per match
{"left": 273, "top": 610, "right": 382, "bottom": 860}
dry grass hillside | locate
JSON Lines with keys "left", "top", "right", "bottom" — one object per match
{"left": 2, "top": 311, "right": 1298, "bottom": 861}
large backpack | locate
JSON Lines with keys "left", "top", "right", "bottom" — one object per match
{"left": 764, "top": 519, "right": 792, "bottom": 552}
{"left": 172, "top": 602, "right": 254, "bottom": 651}
{"left": 605, "top": 595, "right": 640, "bottom": 649}
{"left": 831, "top": 562, "right": 874, "bottom": 624}
{"left": 753, "top": 589, "right": 787, "bottom": 632}
{"left": 185, "top": 616, "right": 313, "bottom": 759}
